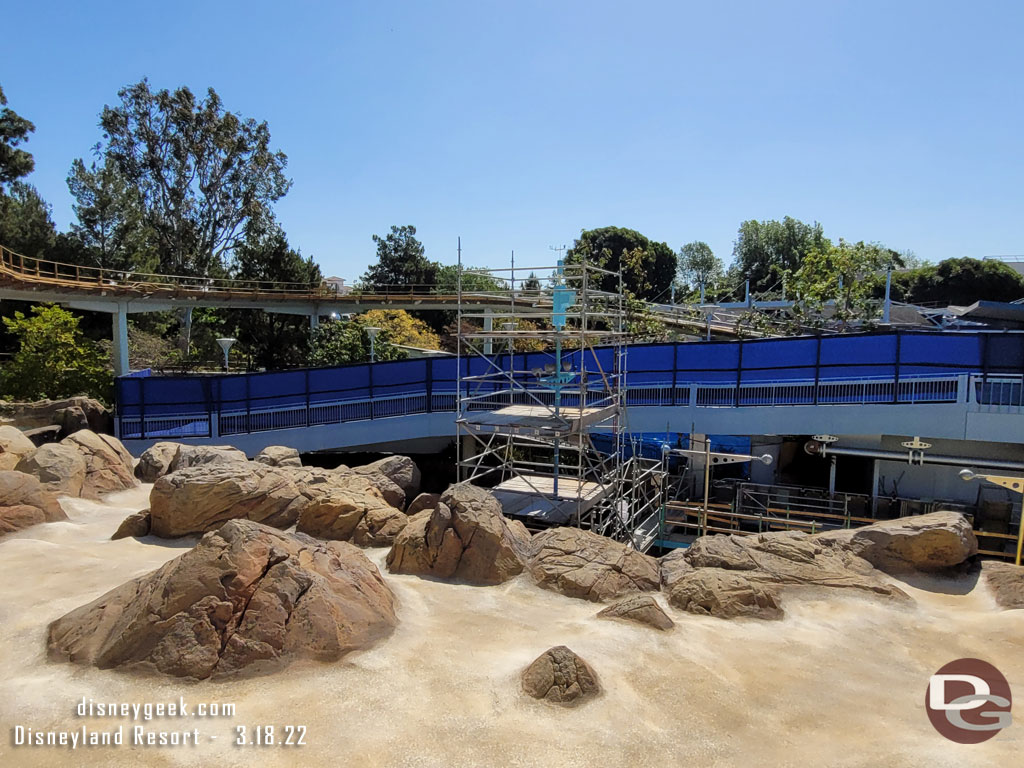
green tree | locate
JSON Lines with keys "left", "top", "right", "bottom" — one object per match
{"left": 362, "top": 225, "right": 436, "bottom": 289}
{"left": 0, "top": 85, "right": 35, "bottom": 187}
{"left": 0, "top": 305, "right": 112, "bottom": 402}
{"left": 66, "top": 157, "right": 157, "bottom": 272}
{"left": 565, "top": 226, "right": 676, "bottom": 301}
{"left": 523, "top": 272, "right": 541, "bottom": 292}
{"left": 788, "top": 239, "right": 893, "bottom": 326}
{"left": 677, "top": 241, "right": 723, "bottom": 301}
{"left": 227, "top": 225, "right": 323, "bottom": 369}
{"left": 0, "top": 182, "right": 56, "bottom": 258}
{"left": 882, "top": 257, "right": 1024, "bottom": 306}
{"left": 733, "top": 217, "right": 831, "bottom": 294}
{"left": 97, "top": 79, "right": 291, "bottom": 277}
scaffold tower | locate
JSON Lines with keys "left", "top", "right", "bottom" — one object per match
{"left": 455, "top": 255, "right": 664, "bottom": 549}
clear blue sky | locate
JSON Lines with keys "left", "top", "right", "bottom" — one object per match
{"left": 2, "top": 1, "right": 1022, "bottom": 279}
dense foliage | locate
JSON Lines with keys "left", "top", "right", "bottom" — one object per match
{"left": 732, "top": 217, "right": 831, "bottom": 294}
{"left": 879, "top": 258, "right": 1024, "bottom": 306}
{"left": 565, "top": 226, "right": 676, "bottom": 301}
{"left": 308, "top": 310, "right": 440, "bottom": 366}
{"left": 0, "top": 305, "right": 112, "bottom": 402}
{"left": 361, "top": 225, "right": 437, "bottom": 290}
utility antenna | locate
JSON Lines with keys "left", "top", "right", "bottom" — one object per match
{"left": 549, "top": 244, "right": 566, "bottom": 261}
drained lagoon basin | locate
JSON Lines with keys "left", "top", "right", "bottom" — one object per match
{"left": 0, "top": 487, "right": 1021, "bottom": 768}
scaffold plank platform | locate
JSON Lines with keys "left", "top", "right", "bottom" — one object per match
{"left": 459, "top": 403, "right": 617, "bottom": 436}
{"left": 491, "top": 474, "right": 612, "bottom": 523}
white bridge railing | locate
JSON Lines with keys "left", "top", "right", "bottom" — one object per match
{"left": 116, "top": 372, "right": 1015, "bottom": 442}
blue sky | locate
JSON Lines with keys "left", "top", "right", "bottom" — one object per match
{"left": 2, "top": 1, "right": 1022, "bottom": 279}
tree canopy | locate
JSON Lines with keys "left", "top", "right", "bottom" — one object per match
{"left": 0, "top": 85, "right": 35, "bottom": 187}
{"left": 0, "top": 305, "right": 111, "bottom": 402}
{"left": 0, "top": 182, "right": 56, "bottom": 258}
{"left": 564, "top": 226, "right": 675, "bottom": 301}
{"left": 308, "top": 309, "right": 439, "bottom": 366}
{"left": 677, "top": 241, "right": 724, "bottom": 300}
{"left": 96, "top": 79, "right": 291, "bottom": 277}
{"left": 881, "top": 258, "right": 1024, "bottom": 306}
{"left": 788, "top": 239, "right": 893, "bottom": 326}
{"left": 362, "top": 225, "right": 436, "bottom": 289}
{"left": 732, "top": 217, "right": 831, "bottom": 294}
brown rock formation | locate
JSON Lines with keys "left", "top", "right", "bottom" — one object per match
{"left": 814, "top": 511, "right": 978, "bottom": 574}
{"left": 135, "top": 442, "right": 181, "bottom": 482}
{"left": 111, "top": 510, "right": 152, "bottom": 540}
{"left": 15, "top": 443, "right": 86, "bottom": 497}
{"left": 167, "top": 444, "right": 248, "bottom": 474}
{"left": 521, "top": 646, "right": 600, "bottom": 706}
{"left": 47, "top": 520, "right": 397, "bottom": 679}
{"left": 980, "top": 560, "right": 1024, "bottom": 609}
{"left": 386, "top": 483, "right": 531, "bottom": 585}
{"left": 0, "top": 425, "right": 37, "bottom": 471}
{"left": 406, "top": 492, "right": 441, "bottom": 516}
{"left": 527, "top": 527, "right": 660, "bottom": 602}
{"left": 352, "top": 455, "right": 421, "bottom": 500}
{"left": 596, "top": 594, "right": 675, "bottom": 630}
{"left": 668, "top": 569, "right": 784, "bottom": 620}
{"left": 255, "top": 445, "right": 302, "bottom": 468}
{"left": 62, "top": 431, "right": 138, "bottom": 499}
{"left": 296, "top": 475, "right": 408, "bottom": 547}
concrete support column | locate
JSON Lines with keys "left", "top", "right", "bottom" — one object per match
{"left": 112, "top": 302, "right": 130, "bottom": 377}
{"left": 690, "top": 433, "right": 708, "bottom": 498}
{"left": 483, "top": 309, "right": 493, "bottom": 356}
{"left": 310, "top": 312, "right": 320, "bottom": 334}
{"left": 459, "top": 433, "right": 478, "bottom": 482}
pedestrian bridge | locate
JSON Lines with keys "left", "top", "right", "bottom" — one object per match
{"left": 115, "top": 330, "right": 1024, "bottom": 455}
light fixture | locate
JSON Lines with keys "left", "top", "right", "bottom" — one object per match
{"left": 215, "top": 338, "right": 237, "bottom": 372}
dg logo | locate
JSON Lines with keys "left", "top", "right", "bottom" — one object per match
{"left": 926, "top": 658, "right": 1013, "bottom": 744}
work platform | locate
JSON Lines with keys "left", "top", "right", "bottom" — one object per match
{"left": 458, "top": 402, "right": 617, "bottom": 436}
{"left": 491, "top": 474, "right": 612, "bottom": 524}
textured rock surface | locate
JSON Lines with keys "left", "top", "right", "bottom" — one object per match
{"left": 0, "top": 425, "right": 37, "bottom": 471}
{"left": 255, "top": 445, "right": 302, "bottom": 468}
{"left": 296, "top": 475, "right": 408, "bottom": 547}
{"left": 149, "top": 463, "right": 309, "bottom": 538}
{"left": 16, "top": 443, "right": 86, "bottom": 497}
{"left": 980, "top": 560, "right": 1024, "bottom": 610}
{"left": 0, "top": 396, "right": 112, "bottom": 434}
{"left": 521, "top": 646, "right": 600, "bottom": 706}
{"left": 597, "top": 594, "right": 675, "bottom": 630}
{"left": 386, "top": 483, "right": 531, "bottom": 585}
{"left": 352, "top": 456, "right": 420, "bottom": 500}
{"left": 167, "top": 444, "right": 249, "bottom": 474}
{"left": 406, "top": 492, "right": 441, "bottom": 516}
{"left": 0, "top": 470, "right": 67, "bottom": 535}
{"left": 671, "top": 530, "right": 906, "bottom": 599}
{"left": 815, "top": 511, "right": 978, "bottom": 574}
{"left": 135, "top": 442, "right": 182, "bottom": 482}
{"left": 54, "top": 405, "right": 89, "bottom": 437}
{"left": 668, "top": 569, "right": 784, "bottom": 620}
{"left": 47, "top": 520, "right": 397, "bottom": 679}
{"left": 112, "top": 510, "right": 152, "bottom": 540}
{"left": 528, "top": 527, "right": 660, "bottom": 602}
{"left": 62, "top": 431, "right": 138, "bottom": 499}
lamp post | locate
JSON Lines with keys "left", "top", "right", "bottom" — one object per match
{"left": 960, "top": 468, "right": 1024, "bottom": 566}
{"left": 365, "top": 326, "right": 382, "bottom": 363}
{"left": 215, "top": 337, "right": 236, "bottom": 372}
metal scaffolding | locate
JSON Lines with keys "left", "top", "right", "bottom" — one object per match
{"left": 455, "top": 255, "right": 664, "bottom": 550}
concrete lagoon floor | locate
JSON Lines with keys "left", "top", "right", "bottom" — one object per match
{"left": 0, "top": 487, "right": 1021, "bottom": 767}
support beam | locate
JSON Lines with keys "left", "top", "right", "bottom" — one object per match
{"left": 483, "top": 309, "right": 493, "bottom": 356}
{"left": 112, "top": 302, "right": 130, "bottom": 377}
{"left": 310, "top": 312, "right": 320, "bottom": 333}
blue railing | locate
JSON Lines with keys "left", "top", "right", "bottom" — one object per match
{"left": 116, "top": 331, "right": 1024, "bottom": 440}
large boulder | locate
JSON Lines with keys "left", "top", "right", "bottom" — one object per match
{"left": 0, "top": 425, "right": 37, "bottom": 470}
{"left": 385, "top": 483, "right": 531, "bottom": 585}
{"left": 521, "top": 646, "right": 600, "bottom": 706}
{"left": 135, "top": 442, "right": 182, "bottom": 482}
{"left": 0, "top": 470, "right": 67, "bottom": 536}
{"left": 149, "top": 463, "right": 309, "bottom": 538}
{"left": 167, "top": 444, "right": 248, "bottom": 474}
{"left": 670, "top": 530, "right": 906, "bottom": 600}
{"left": 0, "top": 396, "right": 112, "bottom": 434}
{"left": 352, "top": 456, "right": 420, "bottom": 500}
{"left": 527, "top": 527, "right": 660, "bottom": 602}
{"left": 54, "top": 405, "right": 89, "bottom": 437}
{"left": 47, "top": 520, "right": 397, "bottom": 679}
{"left": 596, "top": 594, "right": 675, "bottom": 630}
{"left": 668, "top": 569, "right": 784, "bottom": 620}
{"left": 62, "top": 431, "right": 138, "bottom": 499}
{"left": 814, "top": 511, "right": 978, "bottom": 574}
{"left": 15, "top": 443, "right": 86, "bottom": 497}
{"left": 296, "top": 475, "right": 408, "bottom": 547}
{"left": 980, "top": 560, "right": 1024, "bottom": 610}
{"left": 255, "top": 445, "right": 302, "bottom": 468}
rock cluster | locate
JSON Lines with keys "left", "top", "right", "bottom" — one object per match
{"left": 521, "top": 646, "right": 600, "bottom": 706}
{"left": 527, "top": 527, "right": 661, "bottom": 602}
{"left": 0, "top": 470, "right": 67, "bottom": 536}
{"left": 0, "top": 396, "right": 112, "bottom": 435}
{"left": 48, "top": 520, "right": 397, "bottom": 679}
{"left": 386, "top": 484, "right": 531, "bottom": 584}
{"left": 14, "top": 430, "right": 136, "bottom": 500}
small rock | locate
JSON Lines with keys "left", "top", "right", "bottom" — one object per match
{"left": 597, "top": 595, "right": 674, "bottom": 630}
{"left": 406, "top": 492, "right": 441, "bottom": 516}
{"left": 112, "top": 510, "right": 151, "bottom": 540}
{"left": 167, "top": 444, "right": 248, "bottom": 474}
{"left": 53, "top": 406, "right": 89, "bottom": 437}
{"left": 0, "top": 425, "right": 36, "bottom": 471}
{"left": 521, "top": 646, "right": 600, "bottom": 706}
{"left": 980, "top": 560, "right": 1024, "bottom": 610}
{"left": 135, "top": 442, "right": 182, "bottom": 482}
{"left": 255, "top": 446, "right": 302, "bottom": 468}
{"left": 0, "top": 469, "right": 68, "bottom": 536}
